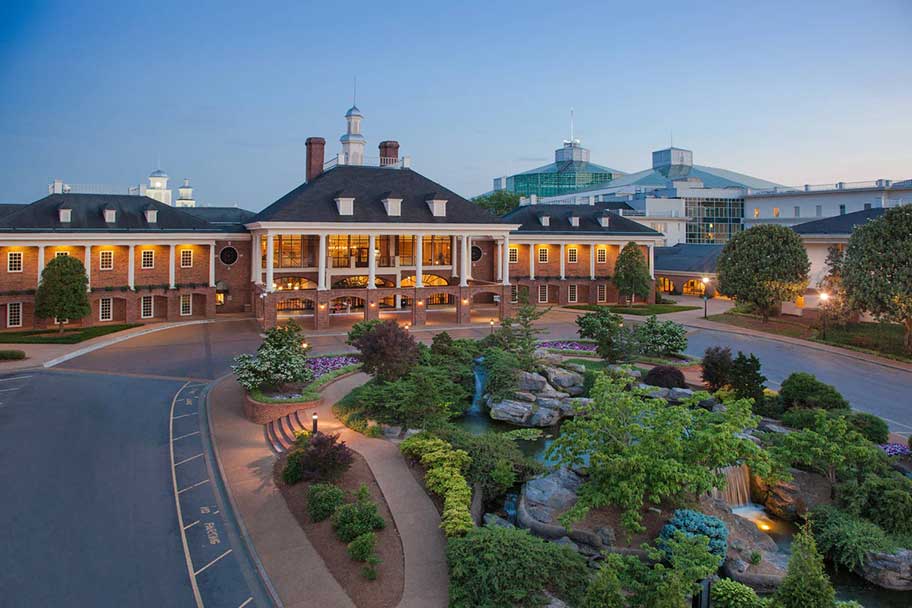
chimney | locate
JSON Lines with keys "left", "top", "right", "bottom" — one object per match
{"left": 379, "top": 140, "right": 400, "bottom": 166}
{"left": 305, "top": 137, "right": 326, "bottom": 182}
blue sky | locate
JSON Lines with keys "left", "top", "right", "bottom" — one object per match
{"left": 0, "top": 0, "right": 909, "bottom": 210}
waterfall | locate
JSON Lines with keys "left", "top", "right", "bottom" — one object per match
{"left": 467, "top": 357, "right": 486, "bottom": 416}
{"left": 713, "top": 464, "right": 751, "bottom": 507}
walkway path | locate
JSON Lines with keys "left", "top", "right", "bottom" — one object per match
{"left": 208, "top": 372, "right": 449, "bottom": 608}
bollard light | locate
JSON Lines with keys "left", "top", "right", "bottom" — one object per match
{"left": 489, "top": 319, "right": 495, "bottom": 334}
{"left": 312, "top": 412, "right": 318, "bottom": 434}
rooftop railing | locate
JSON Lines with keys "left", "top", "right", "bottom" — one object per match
{"left": 746, "top": 179, "right": 897, "bottom": 196}
{"left": 323, "top": 154, "right": 412, "bottom": 171}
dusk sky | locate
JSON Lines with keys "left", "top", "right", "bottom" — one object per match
{"left": 1, "top": 0, "right": 909, "bottom": 210}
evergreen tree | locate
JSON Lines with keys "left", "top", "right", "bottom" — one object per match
{"left": 818, "top": 244, "right": 854, "bottom": 327}
{"left": 730, "top": 352, "right": 765, "bottom": 403}
{"left": 774, "top": 524, "right": 836, "bottom": 608}
{"left": 34, "top": 255, "right": 90, "bottom": 333}
{"left": 613, "top": 242, "right": 652, "bottom": 304}
{"left": 494, "top": 291, "right": 548, "bottom": 370}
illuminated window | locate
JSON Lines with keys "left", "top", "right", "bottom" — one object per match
{"left": 215, "top": 292, "right": 226, "bottom": 306}
{"left": 510, "top": 284, "right": 518, "bottom": 303}
{"left": 538, "top": 284, "right": 548, "bottom": 303}
{"left": 597, "top": 284, "right": 607, "bottom": 303}
{"left": 180, "top": 249, "right": 193, "bottom": 268}
{"left": 100, "top": 250, "right": 114, "bottom": 270}
{"left": 55, "top": 251, "right": 69, "bottom": 258}
{"left": 7, "top": 302, "right": 22, "bottom": 327}
{"left": 568, "top": 284, "right": 577, "bottom": 303}
{"left": 508, "top": 247, "right": 518, "bottom": 264}
{"left": 567, "top": 247, "right": 578, "bottom": 263}
{"left": 753, "top": 207, "right": 759, "bottom": 218}
{"left": 99, "top": 297, "right": 112, "bottom": 322}
{"left": 7, "top": 251, "right": 22, "bottom": 273}
{"left": 180, "top": 294, "right": 192, "bottom": 316}
{"left": 537, "top": 247, "right": 548, "bottom": 264}
{"left": 772, "top": 207, "right": 780, "bottom": 218}
{"left": 141, "top": 295, "right": 154, "bottom": 319}
{"left": 596, "top": 248, "right": 607, "bottom": 264}
{"left": 141, "top": 250, "right": 155, "bottom": 269}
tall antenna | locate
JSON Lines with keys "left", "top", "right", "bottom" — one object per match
{"left": 570, "top": 107, "right": 575, "bottom": 143}
{"left": 353, "top": 76, "right": 357, "bottom": 106}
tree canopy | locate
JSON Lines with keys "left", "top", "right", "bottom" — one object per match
{"left": 841, "top": 205, "right": 912, "bottom": 353}
{"left": 716, "top": 224, "right": 810, "bottom": 321}
{"left": 613, "top": 242, "right": 652, "bottom": 304}
{"left": 472, "top": 190, "right": 522, "bottom": 216}
{"left": 34, "top": 255, "right": 91, "bottom": 332}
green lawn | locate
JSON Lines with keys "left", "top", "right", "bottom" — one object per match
{"left": 567, "top": 304, "right": 700, "bottom": 315}
{"left": 0, "top": 323, "right": 141, "bottom": 344}
{"left": 816, "top": 322, "right": 910, "bottom": 362}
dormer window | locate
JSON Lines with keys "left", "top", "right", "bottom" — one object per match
{"left": 426, "top": 198, "right": 447, "bottom": 217}
{"left": 58, "top": 208, "right": 71, "bottom": 223}
{"left": 104, "top": 208, "right": 116, "bottom": 223}
{"left": 569, "top": 215, "right": 580, "bottom": 227}
{"left": 598, "top": 214, "right": 611, "bottom": 228}
{"left": 539, "top": 215, "right": 550, "bottom": 227}
{"left": 382, "top": 197, "right": 402, "bottom": 217}
{"left": 335, "top": 197, "right": 355, "bottom": 216}
{"left": 145, "top": 209, "right": 158, "bottom": 223}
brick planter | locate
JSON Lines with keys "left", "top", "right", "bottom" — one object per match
{"left": 241, "top": 369, "right": 363, "bottom": 424}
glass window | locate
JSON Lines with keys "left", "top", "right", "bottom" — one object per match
{"left": 596, "top": 248, "right": 607, "bottom": 264}
{"left": 538, "top": 284, "right": 548, "bottom": 303}
{"left": 568, "top": 284, "right": 577, "bottom": 303}
{"left": 180, "top": 294, "right": 192, "bottom": 316}
{"left": 219, "top": 247, "right": 238, "bottom": 266}
{"left": 839, "top": 204, "right": 846, "bottom": 215}
{"left": 56, "top": 251, "right": 69, "bottom": 258}
{"left": 753, "top": 207, "right": 760, "bottom": 218}
{"left": 864, "top": 203, "right": 872, "bottom": 210}
{"left": 508, "top": 247, "right": 518, "bottom": 264}
{"left": 567, "top": 247, "right": 578, "bottom": 264}
{"left": 597, "top": 284, "right": 607, "bottom": 303}
{"left": 538, "top": 247, "right": 548, "bottom": 264}
{"left": 773, "top": 207, "right": 780, "bottom": 218}
{"left": 180, "top": 249, "right": 193, "bottom": 268}
{"left": 141, "top": 250, "right": 155, "bottom": 269}
{"left": 100, "top": 250, "right": 114, "bottom": 270}
{"left": 510, "top": 284, "right": 518, "bottom": 303}
{"left": 794, "top": 206, "right": 800, "bottom": 218}
{"left": 7, "top": 251, "right": 23, "bottom": 272}
{"left": 7, "top": 302, "right": 22, "bottom": 327}
{"left": 423, "top": 235, "right": 452, "bottom": 265}
{"left": 141, "top": 295, "right": 154, "bottom": 319}
{"left": 816, "top": 205, "right": 823, "bottom": 217}
{"left": 398, "top": 236, "right": 415, "bottom": 266}
{"left": 99, "top": 297, "right": 112, "bottom": 322}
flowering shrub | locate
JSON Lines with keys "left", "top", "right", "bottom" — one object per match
{"left": 880, "top": 443, "right": 911, "bottom": 457}
{"left": 232, "top": 321, "right": 312, "bottom": 391}
{"left": 306, "top": 355, "right": 360, "bottom": 379}
{"left": 537, "top": 340, "right": 597, "bottom": 352}
{"left": 635, "top": 315, "right": 688, "bottom": 357}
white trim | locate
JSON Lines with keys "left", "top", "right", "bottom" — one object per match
{"left": 508, "top": 246, "right": 518, "bottom": 264}
{"left": 6, "top": 301, "right": 22, "bottom": 328}
{"left": 245, "top": 221, "right": 520, "bottom": 234}
{"left": 141, "top": 249, "right": 155, "bottom": 269}
{"left": 0, "top": 232, "right": 250, "bottom": 244}
{"left": 99, "top": 297, "right": 113, "bottom": 322}
{"left": 99, "top": 249, "right": 114, "bottom": 270}
{"left": 180, "top": 249, "right": 193, "bottom": 268}
{"left": 140, "top": 295, "right": 154, "bottom": 319}
{"left": 7, "top": 251, "right": 23, "bottom": 273}
{"left": 568, "top": 284, "right": 577, "bottom": 303}
{"left": 180, "top": 293, "right": 192, "bottom": 317}
{"left": 567, "top": 247, "right": 578, "bottom": 264}
{"left": 538, "top": 283, "right": 548, "bottom": 304}
{"left": 596, "top": 248, "right": 607, "bottom": 264}
{"left": 597, "top": 283, "right": 607, "bottom": 303}
{"left": 537, "top": 247, "right": 548, "bottom": 264}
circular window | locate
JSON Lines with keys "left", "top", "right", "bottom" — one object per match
{"left": 219, "top": 246, "right": 239, "bottom": 266}
{"left": 471, "top": 246, "right": 483, "bottom": 262}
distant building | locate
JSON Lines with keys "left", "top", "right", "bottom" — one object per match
{"left": 176, "top": 178, "right": 196, "bottom": 208}
{"left": 142, "top": 169, "right": 172, "bottom": 205}
{"left": 492, "top": 139, "right": 624, "bottom": 198}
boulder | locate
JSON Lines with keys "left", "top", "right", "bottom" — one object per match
{"left": 596, "top": 526, "right": 616, "bottom": 547}
{"left": 758, "top": 418, "right": 790, "bottom": 434}
{"left": 543, "top": 592, "right": 570, "bottom": 608}
{"left": 559, "top": 397, "right": 591, "bottom": 416}
{"left": 564, "top": 362, "right": 587, "bottom": 374}
{"left": 534, "top": 349, "right": 564, "bottom": 366}
{"left": 535, "top": 396, "right": 565, "bottom": 410}
{"left": 528, "top": 406, "right": 562, "bottom": 427}
{"left": 537, "top": 385, "right": 570, "bottom": 399}
{"left": 857, "top": 549, "right": 912, "bottom": 591}
{"left": 697, "top": 397, "right": 720, "bottom": 411}
{"left": 489, "top": 399, "right": 535, "bottom": 425}
{"left": 553, "top": 536, "right": 579, "bottom": 552}
{"left": 667, "top": 387, "right": 694, "bottom": 403}
{"left": 524, "top": 468, "right": 582, "bottom": 515}
{"left": 517, "top": 371, "right": 549, "bottom": 392}
{"left": 638, "top": 383, "right": 671, "bottom": 400}
{"left": 542, "top": 365, "right": 585, "bottom": 390}
{"left": 483, "top": 513, "right": 515, "bottom": 529}
{"left": 751, "top": 468, "right": 833, "bottom": 522}
{"left": 513, "top": 390, "right": 537, "bottom": 402}
{"left": 607, "top": 364, "right": 642, "bottom": 379}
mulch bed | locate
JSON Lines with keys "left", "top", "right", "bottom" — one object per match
{"left": 273, "top": 450, "right": 404, "bottom": 608}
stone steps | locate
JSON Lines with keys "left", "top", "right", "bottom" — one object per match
{"left": 265, "top": 410, "right": 311, "bottom": 454}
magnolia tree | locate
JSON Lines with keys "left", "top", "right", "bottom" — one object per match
{"left": 34, "top": 256, "right": 90, "bottom": 333}
{"left": 717, "top": 224, "right": 809, "bottom": 321}
{"left": 614, "top": 242, "right": 652, "bottom": 304}
{"left": 842, "top": 205, "right": 912, "bottom": 353}
{"left": 232, "top": 320, "right": 313, "bottom": 391}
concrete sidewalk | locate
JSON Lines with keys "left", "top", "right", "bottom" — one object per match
{"left": 208, "top": 372, "right": 449, "bottom": 608}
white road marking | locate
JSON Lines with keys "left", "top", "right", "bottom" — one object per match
{"left": 238, "top": 598, "right": 253, "bottom": 608}
{"left": 175, "top": 453, "right": 204, "bottom": 466}
{"left": 184, "top": 520, "right": 200, "bottom": 531}
{"left": 194, "top": 549, "right": 233, "bottom": 576}
{"left": 0, "top": 375, "right": 31, "bottom": 382}
{"left": 0, "top": 387, "right": 21, "bottom": 392}
{"left": 173, "top": 412, "right": 198, "bottom": 419}
{"left": 178, "top": 479, "right": 210, "bottom": 495}
{"left": 173, "top": 431, "right": 201, "bottom": 441}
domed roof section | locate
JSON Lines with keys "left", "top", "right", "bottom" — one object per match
{"left": 345, "top": 105, "right": 362, "bottom": 118}
{"left": 150, "top": 168, "right": 168, "bottom": 178}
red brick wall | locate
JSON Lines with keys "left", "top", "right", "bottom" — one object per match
{"left": 470, "top": 239, "right": 496, "bottom": 283}
{"left": 175, "top": 244, "right": 210, "bottom": 286}
{"left": 215, "top": 239, "right": 253, "bottom": 313}
{"left": 91, "top": 245, "right": 130, "bottom": 289}
{"left": 134, "top": 245, "right": 171, "bottom": 287}
{"left": 1, "top": 246, "right": 39, "bottom": 291}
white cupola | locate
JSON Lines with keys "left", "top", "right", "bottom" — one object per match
{"left": 145, "top": 167, "right": 172, "bottom": 205}
{"left": 176, "top": 178, "right": 196, "bottom": 208}
{"left": 340, "top": 105, "right": 366, "bottom": 166}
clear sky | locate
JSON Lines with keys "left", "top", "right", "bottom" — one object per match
{"left": 1, "top": 0, "right": 909, "bottom": 210}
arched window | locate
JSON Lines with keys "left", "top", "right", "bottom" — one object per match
{"left": 274, "top": 276, "right": 317, "bottom": 291}
{"left": 400, "top": 274, "right": 449, "bottom": 287}
{"left": 331, "top": 276, "right": 395, "bottom": 289}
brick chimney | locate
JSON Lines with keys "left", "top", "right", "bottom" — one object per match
{"left": 379, "top": 140, "right": 400, "bottom": 166}
{"left": 305, "top": 137, "right": 326, "bottom": 182}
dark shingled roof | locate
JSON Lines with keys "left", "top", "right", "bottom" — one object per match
{"left": 181, "top": 206, "right": 256, "bottom": 231}
{"left": 0, "top": 203, "right": 25, "bottom": 219}
{"left": 654, "top": 243, "right": 724, "bottom": 274}
{"left": 502, "top": 203, "right": 659, "bottom": 236}
{"left": 0, "top": 194, "right": 237, "bottom": 233}
{"left": 792, "top": 208, "right": 887, "bottom": 235}
{"left": 253, "top": 165, "right": 503, "bottom": 225}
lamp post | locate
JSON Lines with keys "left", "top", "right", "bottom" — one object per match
{"left": 312, "top": 412, "right": 319, "bottom": 435}
{"left": 819, "top": 292, "right": 830, "bottom": 340}
{"left": 701, "top": 277, "right": 710, "bottom": 319}
{"left": 489, "top": 319, "right": 495, "bottom": 335}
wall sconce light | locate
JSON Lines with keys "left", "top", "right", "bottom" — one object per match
{"left": 417, "top": 300, "right": 424, "bottom": 306}
{"left": 370, "top": 302, "right": 376, "bottom": 307}
{"left": 462, "top": 298, "right": 468, "bottom": 304}
{"left": 319, "top": 303, "right": 326, "bottom": 310}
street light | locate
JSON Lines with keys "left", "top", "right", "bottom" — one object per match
{"left": 819, "top": 292, "right": 830, "bottom": 340}
{"left": 489, "top": 319, "right": 495, "bottom": 334}
{"left": 701, "top": 277, "right": 710, "bottom": 319}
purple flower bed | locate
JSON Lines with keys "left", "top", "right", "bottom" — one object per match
{"left": 537, "top": 340, "right": 597, "bottom": 352}
{"left": 880, "top": 443, "right": 911, "bottom": 458}
{"left": 305, "top": 355, "right": 360, "bottom": 379}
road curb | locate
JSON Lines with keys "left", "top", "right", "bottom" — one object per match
{"left": 204, "top": 373, "right": 284, "bottom": 608}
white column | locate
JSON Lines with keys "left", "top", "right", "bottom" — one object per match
{"left": 529, "top": 243, "right": 535, "bottom": 280}
{"left": 496, "top": 241, "right": 503, "bottom": 281}
{"left": 648, "top": 243, "right": 655, "bottom": 279}
{"left": 451, "top": 235, "right": 459, "bottom": 277}
{"left": 467, "top": 237, "right": 473, "bottom": 279}
{"left": 265, "top": 233, "right": 275, "bottom": 291}
{"left": 209, "top": 242, "right": 216, "bottom": 287}
{"left": 395, "top": 273, "right": 402, "bottom": 309}
{"left": 589, "top": 243, "right": 595, "bottom": 280}
{"left": 168, "top": 244, "right": 176, "bottom": 289}
{"left": 37, "top": 245, "right": 45, "bottom": 286}
{"left": 559, "top": 243, "right": 566, "bottom": 280}
{"left": 251, "top": 234, "right": 260, "bottom": 284}
{"left": 318, "top": 233, "right": 327, "bottom": 290}
{"left": 367, "top": 234, "right": 376, "bottom": 289}
{"left": 459, "top": 235, "right": 468, "bottom": 287}
{"left": 415, "top": 235, "right": 424, "bottom": 288}
{"left": 501, "top": 235, "right": 510, "bottom": 286}
{"left": 85, "top": 245, "right": 92, "bottom": 291}
{"left": 128, "top": 246, "right": 135, "bottom": 289}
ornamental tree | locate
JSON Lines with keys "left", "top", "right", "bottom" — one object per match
{"left": 492, "top": 290, "right": 548, "bottom": 371}
{"left": 841, "top": 205, "right": 912, "bottom": 353}
{"left": 716, "top": 224, "right": 810, "bottom": 321}
{"left": 34, "top": 255, "right": 91, "bottom": 333}
{"left": 351, "top": 319, "right": 419, "bottom": 382}
{"left": 232, "top": 320, "right": 313, "bottom": 391}
{"left": 547, "top": 372, "right": 773, "bottom": 533}
{"left": 614, "top": 242, "right": 652, "bottom": 304}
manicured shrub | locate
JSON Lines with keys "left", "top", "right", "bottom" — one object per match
{"left": 752, "top": 394, "right": 786, "bottom": 419}
{"left": 659, "top": 509, "right": 729, "bottom": 566}
{"left": 447, "top": 526, "right": 590, "bottom": 608}
{"left": 232, "top": 321, "right": 313, "bottom": 391}
{"left": 779, "top": 372, "right": 849, "bottom": 410}
{"left": 774, "top": 525, "right": 836, "bottom": 608}
{"left": 307, "top": 483, "right": 345, "bottom": 522}
{"left": 837, "top": 474, "right": 912, "bottom": 536}
{"left": 282, "top": 432, "right": 353, "bottom": 485}
{"left": 710, "top": 578, "right": 767, "bottom": 608}
{"left": 730, "top": 352, "right": 765, "bottom": 403}
{"left": 781, "top": 407, "right": 830, "bottom": 430}
{"left": 346, "top": 531, "right": 377, "bottom": 562}
{"left": 845, "top": 411, "right": 889, "bottom": 444}
{"left": 346, "top": 319, "right": 383, "bottom": 345}
{"left": 635, "top": 315, "right": 688, "bottom": 357}
{"left": 332, "top": 484, "right": 386, "bottom": 543}
{"left": 0, "top": 349, "right": 26, "bottom": 360}
{"left": 701, "top": 345, "right": 733, "bottom": 391}
{"left": 810, "top": 505, "right": 895, "bottom": 572}
{"left": 351, "top": 319, "right": 419, "bottom": 382}
{"left": 642, "top": 365, "right": 686, "bottom": 389}
{"left": 353, "top": 365, "right": 468, "bottom": 429}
